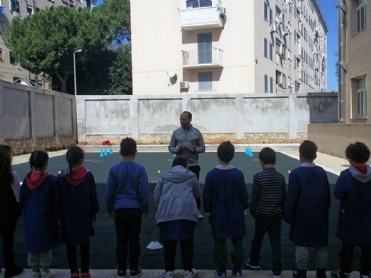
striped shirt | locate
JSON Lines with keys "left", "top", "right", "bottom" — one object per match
{"left": 250, "top": 167, "right": 286, "bottom": 216}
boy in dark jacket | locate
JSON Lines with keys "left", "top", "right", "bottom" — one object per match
{"left": 246, "top": 147, "right": 286, "bottom": 278}
{"left": 203, "top": 141, "right": 249, "bottom": 278}
{"left": 284, "top": 140, "right": 330, "bottom": 278}
{"left": 331, "top": 142, "right": 371, "bottom": 278}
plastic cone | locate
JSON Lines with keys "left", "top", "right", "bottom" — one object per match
{"left": 109, "top": 146, "right": 113, "bottom": 154}
{"left": 100, "top": 149, "right": 104, "bottom": 158}
{"left": 104, "top": 148, "right": 108, "bottom": 156}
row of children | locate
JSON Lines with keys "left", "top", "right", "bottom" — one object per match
{"left": 1, "top": 138, "right": 370, "bottom": 278}
{"left": 154, "top": 140, "right": 371, "bottom": 278}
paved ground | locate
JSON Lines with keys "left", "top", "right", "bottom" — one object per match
{"left": 1, "top": 144, "right": 360, "bottom": 278}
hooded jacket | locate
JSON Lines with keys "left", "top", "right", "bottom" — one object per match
{"left": 334, "top": 165, "right": 371, "bottom": 245}
{"left": 19, "top": 172, "right": 59, "bottom": 253}
{"left": 154, "top": 165, "right": 200, "bottom": 224}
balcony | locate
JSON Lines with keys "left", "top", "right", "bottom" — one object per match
{"left": 180, "top": 6, "right": 224, "bottom": 31}
{"left": 181, "top": 47, "right": 223, "bottom": 69}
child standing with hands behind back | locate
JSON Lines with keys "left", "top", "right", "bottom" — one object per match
{"left": 56, "top": 146, "right": 99, "bottom": 278}
{"left": 20, "top": 151, "right": 58, "bottom": 278}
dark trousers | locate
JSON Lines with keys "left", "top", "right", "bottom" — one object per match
{"left": 250, "top": 213, "right": 282, "bottom": 270}
{"left": 213, "top": 238, "right": 244, "bottom": 271}
{"left": 339, "top": 242, "right": 371, "bottom": 275}
{"left": 66, "top": 241, "right": 90, "bottom": 273}
{"left": 114, "top": 208, "right": 142, "bottom": 270}
{"left": 0, "top": 219, "right": 17, "bottom": 269}
{"left": 188, "top": 165, "right": 201, "bottom": 209}
{"left": 163, "top": 239, "right": 194, "bottom": 272}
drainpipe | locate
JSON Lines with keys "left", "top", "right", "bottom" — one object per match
{"left": 337, "top": 0, "right": 346, "bottom": 123}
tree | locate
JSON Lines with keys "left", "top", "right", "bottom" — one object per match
{"left": 2, "top": 6, "right": 108, "bottom": 93}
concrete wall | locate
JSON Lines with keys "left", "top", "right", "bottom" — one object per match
{"left": 308, "top": 123, "right": 371, "bottom": 158}
{"left": 0, "top": 81, "right": 77, "bottom": 155}
{"left": 76, "top": 92, "right": 338, "bottom": 145}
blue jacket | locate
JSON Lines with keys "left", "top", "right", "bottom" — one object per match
{"left": 334, "top": 166, "right": 371, "bottom": 245}
{"left": 56, "top": 169, "right": 99, "bottom": 245}
{"left": 19, "top": 173, "right": 59, "bottom": 253}
{"left": 284, "top": 163, "right": 330, "bottom": 247}
{"left": 106, "top": 161, "right": 149, "bottom": 213}
{"left": 203, "top": 165, "right": 249, "bottom": 239}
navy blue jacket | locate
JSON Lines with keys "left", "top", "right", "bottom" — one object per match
{"left": 56, "top": 170, "right": 99, "bottom": 245}
{"left": 284, "top": 164, "right": 330, "bottom": 247}
{"left": 20, "top": 174, "right": 59, "bottom": 253}
{"left": 203, "top": 165, "right": 249, "bottom": 239}
{"left": 334, "top": 167, "right": 371, "bottom": 245}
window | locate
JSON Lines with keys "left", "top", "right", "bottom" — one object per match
{"left": 356, "top": 0, "right": 367, "bottom": 32}
{"left": 187, "top": 0, "right": 212, "bottom": 8}
{"left": 282, "top": 73, "right": 287, "bottom": 89}
{"left": 357, "top": 77, "right": 367, "bottom": 117}
{"left": 269, "top": 43, "right": 273, "bottom": 61}
{"left": 276, "top": 70, "right": 283, "bottom": 87}
{"left": 86, "top": 0, "right": 91, "bottom": 8}
{"left": 27, "top": 5, "right": 33, "bottom": 16}
{"left": 264, "top": 74, "right": 268, "bottom": 93}
{"left": 275, "top": 38, "right": 281, "bottom": 53}
{"left": 269, "top": 8, "right": 273, "bottom": 25}
{"left": 264, "top": 0, "right": 268, "bottom": 21}
{"left": 10, "top": 0, "right": 19, "bottom": 13}
{"left": 295, "top": 81, "right": 300, "bottom": 93}
{"left": 270, "top": 77, "right": 273, "bottom": 93}
{"left": 198, "top": 72, "right": 212, "bottom": 91}
{"left": 198, "top": 33, "right": 212, "bottom": 64}
{"left": 9, "top": 51, "right": 17, "bottom": 64}
{"left": 264, "top": 38, "right": 268, "bottom": 57}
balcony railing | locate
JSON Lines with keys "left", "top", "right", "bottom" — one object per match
{"left": 181, "top": 47, "right": 224, "bottom": 69}
{"left": 180, "top": 6, "right": 224, "bottom": 31}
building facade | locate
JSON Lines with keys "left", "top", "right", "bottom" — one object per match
{"left": 0, "top": 0, "right": 95, "bottom": 87}
{"left": 130, "top": 0, "right": 328, "bottom": 95}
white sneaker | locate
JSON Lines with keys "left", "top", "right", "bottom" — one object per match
{"left": 32, "top": 271, "right": 41, "bottom": 278}
{"left": 162, "top": 270, "right": 174, "bottom": 278}
{"left": 183, "top": 268, "right": 197, "bottom": 277}
{"left": 41, "top": 270, "right": 55, "bottom": 278}
{"left": 198, "top": 212, "right": 204, "bottom": 219}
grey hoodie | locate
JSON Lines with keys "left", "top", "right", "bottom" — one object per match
{"left": 154, "top": 165, "right": 200, "bottom": 224}
{"left": 348, "top": 164, "right": 371, "bottom": 183}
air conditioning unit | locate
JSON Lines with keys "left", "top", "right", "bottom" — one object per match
{"left": 12, "top": 11, "right": 20, "bottom": 18}
{"left": 180, "top": 81, "right": 189, "bottom": 89}
{"left": 219, "top": 7, "right": 226, "bottom": 16}
{"left": 270, "top": 24, "right": 277, "bottom": 33}
{"left": 283, "top": 30, "right": 289, "bottom": 36}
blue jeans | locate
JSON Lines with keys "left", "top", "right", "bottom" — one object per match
{"left": 249, "top": 213, "right": 282, "bottom": 270}
{"left": 114, "top": 208, "right": 142, "bottom": 270}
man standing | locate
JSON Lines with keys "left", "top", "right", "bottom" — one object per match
{"left": 169, "top": 111, "right": 205, "bottom": 218}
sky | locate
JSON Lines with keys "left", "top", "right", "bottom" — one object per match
{"left": 95, "top": 0, "right": 338, "bottom": 91}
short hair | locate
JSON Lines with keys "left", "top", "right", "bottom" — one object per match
{"left": 181, "top": 111, "right": 192, "bottom": 120}
{"left": 0, "top": 145, "right": 12, "bottom": 156}
{"left": 217, "top": 141, "right": 235, "bottom": 163}
{"left": 120, "top": 137, "right": 137, "bottom": 156}
{"left": 345, "top": 142, "right": 370, "bottom": 164}
{"left": 172, "top": 156, "right": 187, "bottom": 168}
{"left": 299, "top": 140, "right": 317, "bottom": 161}
{"left": 259, "top": 147, "right": 276, "bottom": 165}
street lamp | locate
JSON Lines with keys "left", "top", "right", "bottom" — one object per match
{"left": 73, "top": 49, "right": 83, "bottom": 96}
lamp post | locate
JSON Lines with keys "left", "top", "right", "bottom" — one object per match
{"left": 73, "top": 49, "right": 83, "bottom": 96}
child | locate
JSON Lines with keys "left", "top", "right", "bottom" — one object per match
{"left": 106, "top": 137, "right": 149, "bottom": 278}
{"left": 246, "top": 147, "right": 286, "bottom": 278}
{"left": 56, "top": 146, "right": 99, "bottom": 278}
{"left": 284, "top": 140, "right": 330, "bottom": 278}
{"left": 0, "top": 146, "right": 23, "bottom": 278}
{"left": 154, "top": 156, "right": 200, "bottom": 278}
{"left": 19, "top": 151, "right": 58, "bottom": 278}
{"left": 331, "top": 142, "right": 371, "bottom": 278}
{"left": 203, "top": 141, "right": 249, "bottom": 278}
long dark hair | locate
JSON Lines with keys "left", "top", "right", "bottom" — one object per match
{"left": 66, "top": 146, "right": 84, "bottom": 187}
{"left": 27, "top": 151, "right": 49, "bottom": 179}
{"left": 0, "top": 147, "right": 14, "bottom": 186}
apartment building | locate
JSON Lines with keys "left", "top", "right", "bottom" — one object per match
{"left": 130, "top": 0, "right": 328, "bottom": 95}
{"left": 0, "top": 0, "right": 95, "bottom": 86}
{"left": 338, "top": 0, "right": 370, "bottom": 123}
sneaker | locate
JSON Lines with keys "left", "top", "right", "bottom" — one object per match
{"left": 162, "top": 270, "right": 174, "bottom": 278}
{"left": 293, "top": 268, "right": 307, "bottom": 278}
{"left": 215, "top": 269, "right": 226, "bottom": 278}
{"left": 130, "top": 268, "right": 142, "bottom": 278}
{"left": 273, "top": 269, "right": 282, "bottom": 278}
{"left": 232, "top": 268, "right": 242, "bottom": 277}
{"left": 117, "top": 268, "right": 126, "bottom": 278}
{"left": 183, "top": 268, "right": 197, "bottom": 277}
{"left": 80, "top": 272, "right": 91, "bottom": 278}
{"left": 32, "top": 271, "right": 41, "bottom": 278}
{"left": 330, "top": 271, "right": 350, "bottom": 278}
{"left": 245, "top": 261, "right": 260, "bottom": 270}
{"left": 42, "top": 270, "right": 55, "bottom": 278}
{"left": 198, "top": 212, "right": 204, "bottom": 219}
{"left": 4, "top": 266, "right": 23, "bottom": 278}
